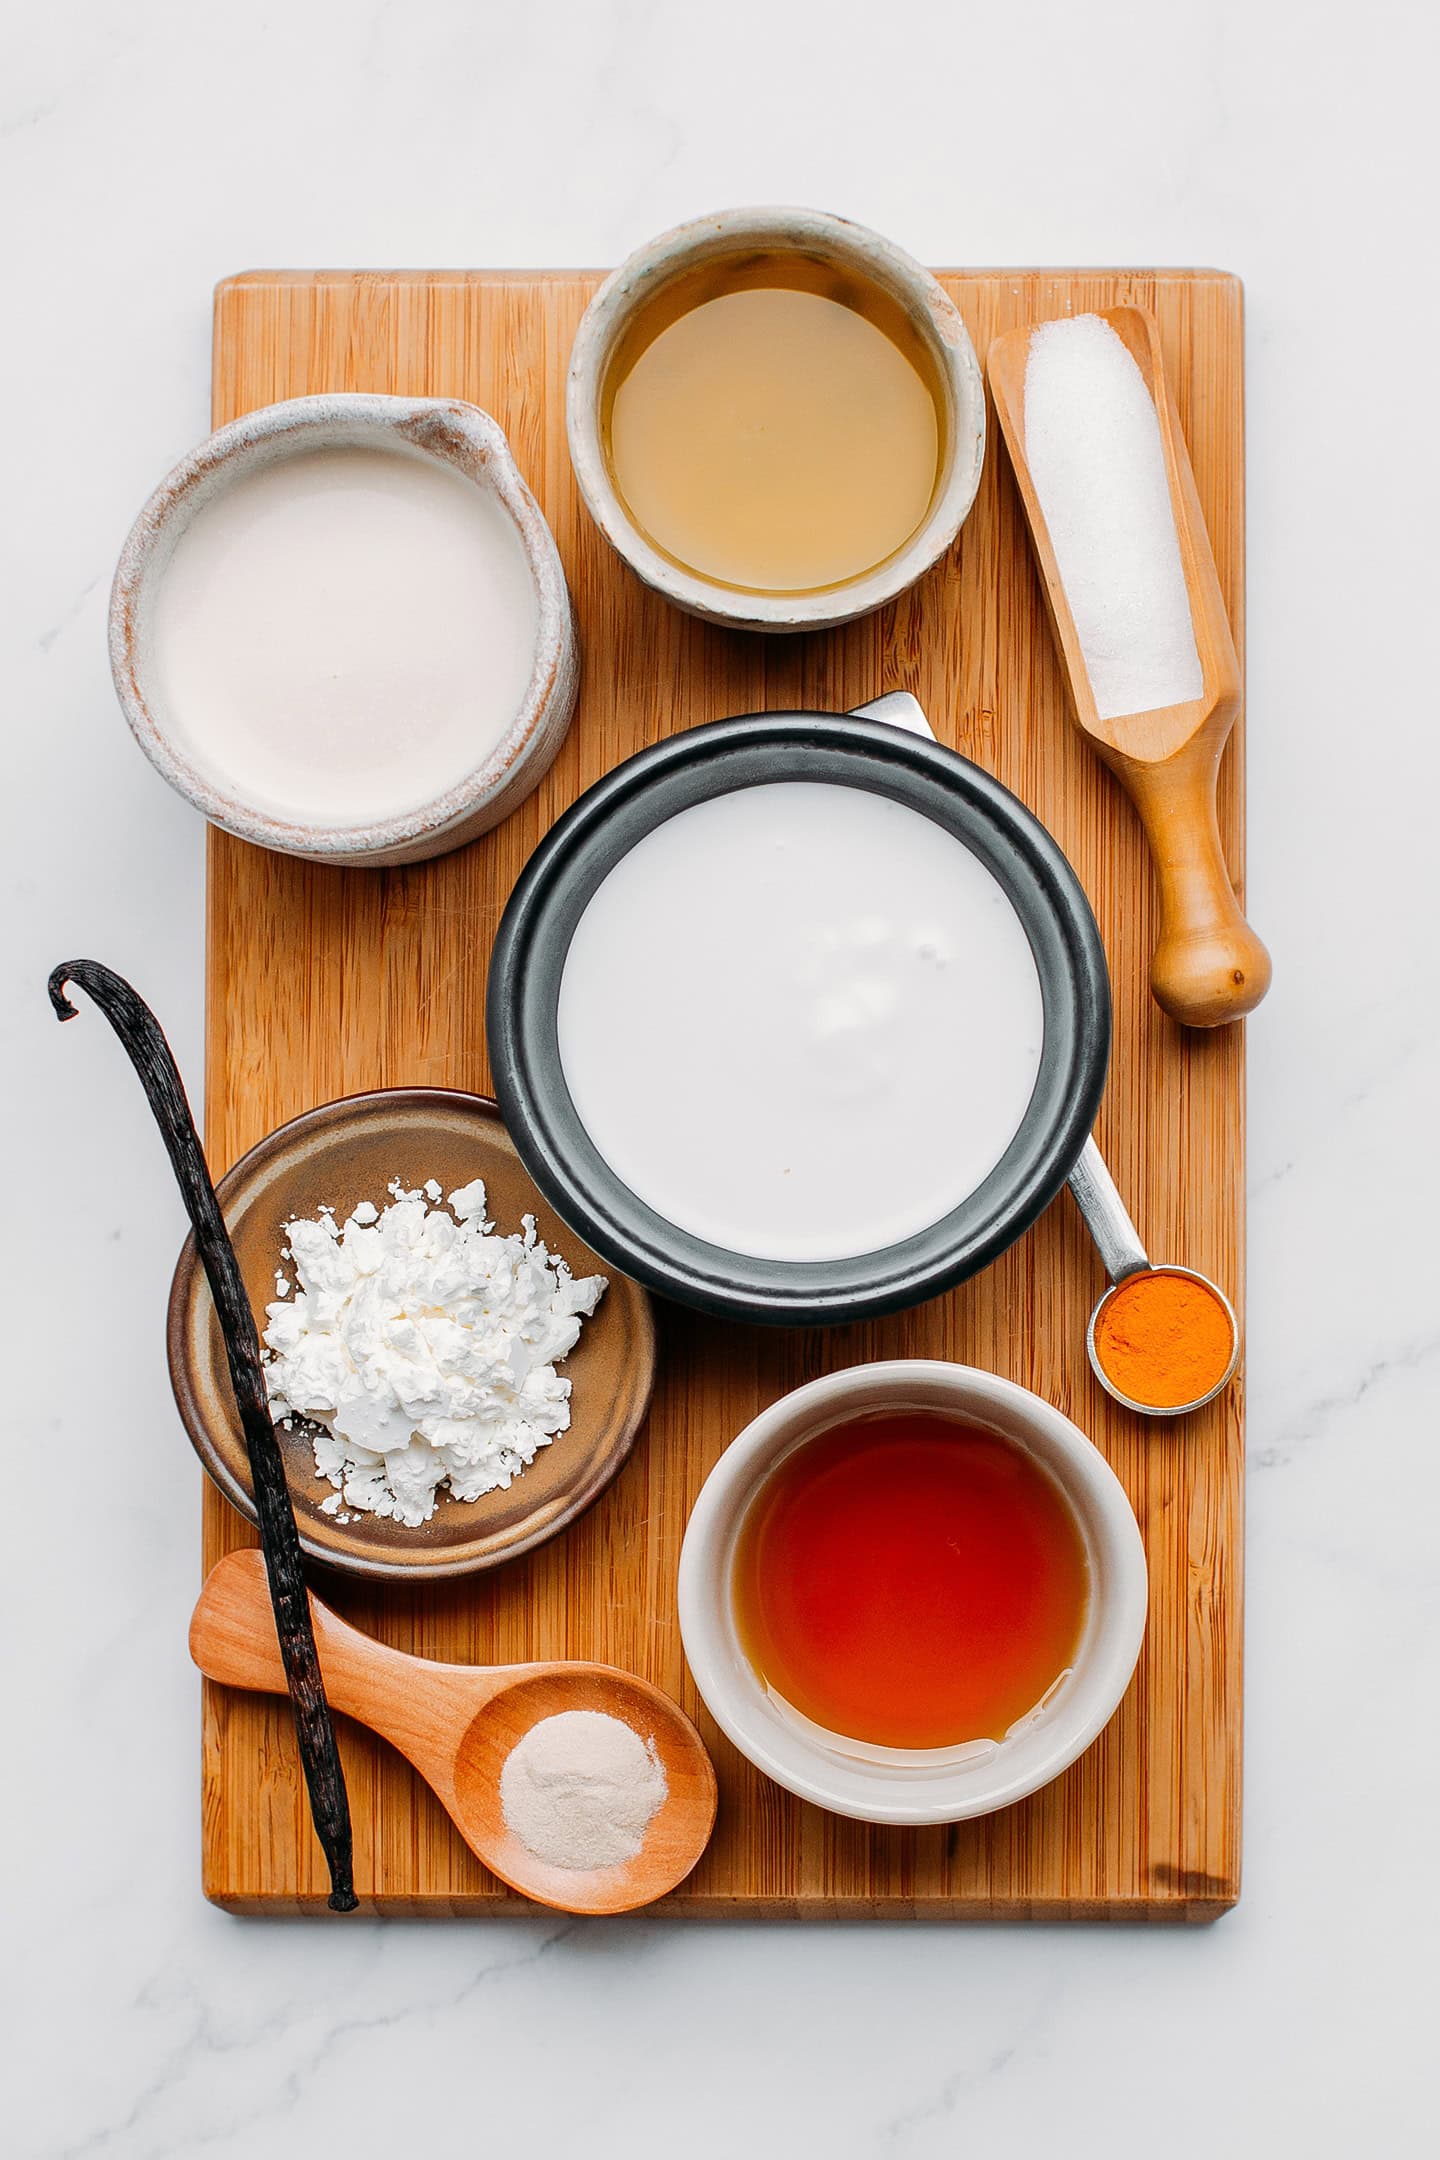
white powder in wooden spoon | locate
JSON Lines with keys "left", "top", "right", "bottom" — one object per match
{"left": 1023, "top": 313, "right": 1203, "bottom": 722}
{"left": 500, "top": 1710, "right": 668, "bottom": 1870}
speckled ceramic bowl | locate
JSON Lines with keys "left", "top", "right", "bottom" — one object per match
{"left": 111, "top": 394, "right": 579, "bottom": 866}
{"left": 566, "top": 206, "right": 986, "bottom": 632}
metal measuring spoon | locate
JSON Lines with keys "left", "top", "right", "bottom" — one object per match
{"left": 1068, "top": 1138, "right": 1239, "bottom": 1415}
{"left": 850, "top": 695, "right": 1238, "bottom": 1415}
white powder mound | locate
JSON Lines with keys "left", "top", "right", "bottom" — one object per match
{"left": 500, "top": 1710, "right": 668, "bottom": 1871}
{"left": 262, "top": 1178, "right": 606, "bottom": 1528}
{"left": 1023, "top": 313, "right": 1203, "bottom": 722}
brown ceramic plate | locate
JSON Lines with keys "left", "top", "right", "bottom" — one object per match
{"left": 167, "top": 1088, "right": 656, "bottom": 1580}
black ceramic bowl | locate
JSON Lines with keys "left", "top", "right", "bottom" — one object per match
{"left": 487, "top": 713, "right": 1110, "bottom": 1325}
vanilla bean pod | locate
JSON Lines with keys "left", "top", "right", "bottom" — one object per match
{"left": 49, "top": 959, "right": 357, "bottom": 1913}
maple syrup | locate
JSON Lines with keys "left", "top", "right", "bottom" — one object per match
{"left": 733, "top": 1412, "right": 1089, "bottom": 1749}
{"left": 602, "top": 255, "right": 945, "bottom": 594}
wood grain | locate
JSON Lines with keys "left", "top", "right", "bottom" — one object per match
{"left": 202, "top": 268, "right": 1246, "bottom": 1919}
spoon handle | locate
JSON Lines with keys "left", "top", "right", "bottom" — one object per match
{"left": 1106, "top": 727, "right": 1272, "bottom": 1028}
{"left": 191, "top": 1549, "right": 504, "bottom": 1808}
{"left": 1067, "top": 1137, "right": 1150, "bottom": 1284}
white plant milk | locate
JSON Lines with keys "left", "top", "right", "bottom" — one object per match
{"left": 556, "top": 782, "right": 1045, "bottom": 1262}
{"left": 150, "top": 446, "right": 539, "bottom": 827}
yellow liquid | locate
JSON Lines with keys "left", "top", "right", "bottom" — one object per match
{"left": 604, "top": 266, "right": 943, "bottom": 595}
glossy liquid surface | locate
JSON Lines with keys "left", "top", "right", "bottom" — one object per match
{"left": 605, "top": 270, "right": 942, "bottom": 593}
{"left": 556, "top": 782, "right": 1044, "bottom": 1262}
{"left": 152, "top": 446, "right": 538, "bottom": 827}
{"left": 733, "top": 1414, "right": 1089, "bottom": 1749}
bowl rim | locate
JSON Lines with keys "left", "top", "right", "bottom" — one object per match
{"left": 166, "top": 1085, "right": 657, "bottom": 1581}
{"left": 676, "top": 1361, "right": 1149, "bottom": 1825}
{"left": 486, "top": 711, "right": 1111, "bottom": 1325}
{"left": 565, "top": 205, "right": 986, "bottom": 631}
{"left": 110, "top": 392, "right": 574, "bottom": 860}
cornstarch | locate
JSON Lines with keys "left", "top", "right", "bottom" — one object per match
{"left": 262, "top": 1178, "right": 606, "bottom": 1527}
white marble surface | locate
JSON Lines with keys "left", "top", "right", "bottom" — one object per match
{"left": 3, "top": 1, "right": 1437, "bottom": 2152}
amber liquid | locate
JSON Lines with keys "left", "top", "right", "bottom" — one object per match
{"left": 602, "top": 256, "right": 945, "bottom": 594}
{"left": 733, "top": 1413, "right": 1090, "bottom": 1750}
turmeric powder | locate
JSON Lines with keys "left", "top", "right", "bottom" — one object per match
{"left": 1091, "top": 1267, "right": 1235, "bottom": 1411}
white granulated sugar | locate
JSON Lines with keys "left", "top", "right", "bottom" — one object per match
{"left": 500, "top": 1710, "right": 668, "bottom": 1871}
{"left": 263, "top": 1178, "right": 606, "bottom": 1528}
{"left": 1023, "top": 313, "right": 1203, "bottom": 722}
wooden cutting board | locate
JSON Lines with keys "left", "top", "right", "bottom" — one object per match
{"left": 202, "top": 267, "right": 1245, "bottom": 1918}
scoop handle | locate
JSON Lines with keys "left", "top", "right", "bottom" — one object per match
{"left": 1106, "top": 726, "right": 1271, "bottom": 1029}
{"left": 190, "top": 1549, "right": 501, "bottom": 1804}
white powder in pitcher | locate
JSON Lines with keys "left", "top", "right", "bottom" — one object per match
{"left": 262, "top": 1178, "right": 606, "bottom": 1527}
{"left": 500, "top": 1711, "right": 668, "bottom": 1870}
{"left": 1023, "top": 313, "right": 1203, "bottom": 721}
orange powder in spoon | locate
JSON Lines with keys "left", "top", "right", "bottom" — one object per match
{"left": 1092, "top": 1268, "right": 1236, "bottom": 1410}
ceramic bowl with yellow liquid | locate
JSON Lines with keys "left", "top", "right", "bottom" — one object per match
{"left": 566, "top": 207, "right": 985, "bottom": 632}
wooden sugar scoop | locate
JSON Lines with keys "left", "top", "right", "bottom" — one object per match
{"left": 988, "top": 305, "right": 1270, "bottom": 1028}
{"left": 191, "top": 1549, "right": 718, "bottom": 1916}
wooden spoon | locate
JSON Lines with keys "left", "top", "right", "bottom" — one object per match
{"left": 190, "top": 1548, "right": 718, "bottom": 1915}
{"left": 988, "top": 304, "right": 1270, "bottom": 1028}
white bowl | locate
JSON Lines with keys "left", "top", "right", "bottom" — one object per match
{"left": 566, "top": 207, "right": 986, "bottom": 633}
{"left": 677, "top": 1361, "right": 1147, "bottom": 1825}
{"left": 110, "top": 393, "right": 579, "bottom": 867}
